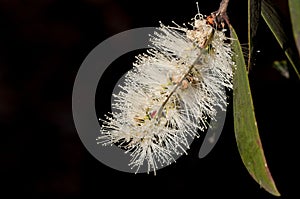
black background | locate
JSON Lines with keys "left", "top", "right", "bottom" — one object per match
{"left": 1, "top": 0, "right": 299, "bottom": 198}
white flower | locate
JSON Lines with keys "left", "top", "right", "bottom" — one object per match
{"left": 97, "top": 9, "right": 234, "bottom": 175}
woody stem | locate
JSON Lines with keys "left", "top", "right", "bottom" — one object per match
{"left": 218, "top": 0, "right": 230, "bottom": 15}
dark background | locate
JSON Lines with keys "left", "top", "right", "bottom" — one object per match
{"left": 1, "top": 0, "right": 299, "bottom": 198}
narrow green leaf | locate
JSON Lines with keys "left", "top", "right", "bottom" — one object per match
{"left": 289, "top": 0, "right": 300, "bottom": 57}
{"left": 261, "top": 0, "right": 300, "bottom": 79}
{"left": 231, "top": 26, "right": 280, "bottom": 196}
{"left": 248, "top": 0, "right": 261, "bottom": 70}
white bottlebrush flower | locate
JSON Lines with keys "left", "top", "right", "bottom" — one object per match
{"left": 97, "top": 8, "right": 234, "bottom": 175}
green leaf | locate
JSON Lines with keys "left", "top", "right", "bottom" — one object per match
{"left": 261, "top": 0, "right": 300, "bottom": 79}
{"left": 289, "top": 0, "right": 300, "bottom": 57}
{"left": 248, "top": 0, "right": 261, "bottom": 69}
{"left": 231, "top": 26, "right": 280, "bottom": 196}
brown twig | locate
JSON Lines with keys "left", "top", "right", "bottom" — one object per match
{"left": 211, "top": 0, "right": 230, "bottom": 29}
{"left": 217, "top": 0, "right": 230, "bottom": 15}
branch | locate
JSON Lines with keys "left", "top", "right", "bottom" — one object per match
{"left": 211, "top": 0, "right": 231, "bottom": 29}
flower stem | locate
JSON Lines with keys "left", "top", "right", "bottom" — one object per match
{"left": 155, "top": 64, "right": 195, "bottom": 122}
